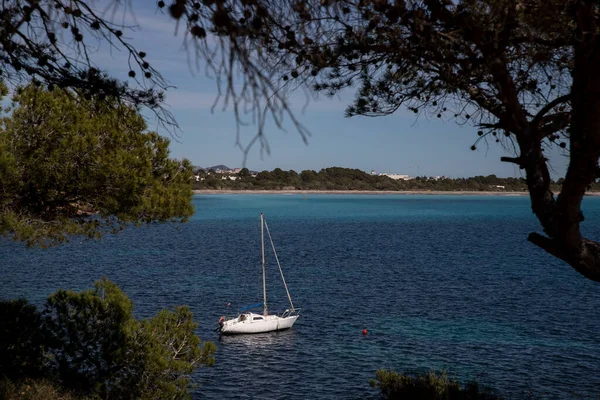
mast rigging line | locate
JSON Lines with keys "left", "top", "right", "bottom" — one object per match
{"left": 263, "top": 218, "right": 295, "bottom": 312}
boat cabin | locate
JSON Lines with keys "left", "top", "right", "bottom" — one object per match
{"left": 238, "top": 313, "right": 266, "bottom": 323}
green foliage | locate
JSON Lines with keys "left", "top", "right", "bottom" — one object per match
{"left": 0, "top": 378, "right": 82, "bottom": 400}
{"left": 193, "top": 166, "right": 575, "bottom": 193}
{"left": 370, "top": 369, "right": 502, "bottom": 400}
{"left": 42, "top": 279, "right": 136, "bottom": 394}
{"left": 0, "top": 85, "right": 194, "bottom": 247}
{"left": 0, "top": 81, "right": 7, "bottom": 99}
{"left": 0, "top": 299, "right": 46, "bottom": 380}
{"left": 1, "top": 279, "right": 215, "bottom": 399}
{"left": 43, "top": 278, "right": 215, "bottom": 399}
{"left": 132, "top": 307, "right": 216, "bottom": 399}
{"left": 238, "top": 167, "right": 250, "bottom": 178}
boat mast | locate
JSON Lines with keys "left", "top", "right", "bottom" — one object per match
{"left": 261, "top": 213, "right": 267, "bottom": 316}
{"left": 264, "top": 219, "right": 295, "bottom": 312}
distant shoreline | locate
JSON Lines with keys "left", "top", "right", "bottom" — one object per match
{"left": 193, "top": 189, "right": 600, "bottom": 196}
{"left": 194, "top": 189, "right": 529, "bottom": 195}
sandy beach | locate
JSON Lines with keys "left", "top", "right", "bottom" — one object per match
{"left": 193, "top": 189, "right": 600, "bottom": 196}
{"left": 193, "top": 189, "right": 532, "bottom": 195}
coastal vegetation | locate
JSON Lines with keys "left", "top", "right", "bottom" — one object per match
{"left": 193, "top": 167, "right": 587, "bottom": 193}
{"left": 371, "top": 369, "right": 502, "bottom": 400}
{"left": 0, "top": 379, "right": 78, "bottom": 400}
{"left": 0, "top": 279, "right": 215, "bottom": 399}
{"left": 0, "top": 84, "right": 209, "bottom": 398}
{"left": 0, "top": 83, "right": 194, "bottom": 247}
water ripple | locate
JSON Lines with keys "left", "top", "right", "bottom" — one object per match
{"left": 1, "top": 195, "right": 599, "bottom": 399}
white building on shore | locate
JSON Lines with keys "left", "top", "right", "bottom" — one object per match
{"left": 371, "top": 170, "right": 411, "bottom": 180}
{"left": 380, "top": 173, "right": 410, "bottom": 180}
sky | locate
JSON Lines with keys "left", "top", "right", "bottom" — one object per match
{"left": 88, "top": 1, "right": 569, "bottom": 179}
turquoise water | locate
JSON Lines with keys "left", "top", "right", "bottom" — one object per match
{"left": 1, "top": 194, "right": 599, "bottom": 399}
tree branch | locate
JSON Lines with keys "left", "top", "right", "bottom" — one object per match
{"left": 529, "top": 233, "right": 600, "bottom": 282}
{"left": 538, "top": 112, "right": 571, "bottom": 139}
{"left": 531, "top": 94, "right": 571, "bottom": 129}
{"left": 500, "top": 156, "right": 523, "bottom": 166}
{"left": 528, "top": 232, "right": 569, "bottom": 262}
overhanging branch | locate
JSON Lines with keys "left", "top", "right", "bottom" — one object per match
{"left": 529, "top": 233, "right": 600, "bottom": 282}
{"left": 528, "top": 232, "right": 569, "bottom": 262}
{"left": 531, "top": 94, "right": 571, "bottom": 129}
{"left": 500, "top": 156, "right": 523, "bottom": 167}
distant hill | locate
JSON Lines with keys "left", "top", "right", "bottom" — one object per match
{"left": 192, "top": 165, "right": 259, "bottom": 174}
{"left": 207, "top": 164, "right": 231, "bottom": 171}
{"left": 192, "top": 165, "right": 232, "bottom": 172}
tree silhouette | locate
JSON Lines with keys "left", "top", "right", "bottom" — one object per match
{"left": 2, "top": 0, "right": 600, "bottom": 280}
{"left": 0, "top": 0, "right": 175, "bottom": 127}
{"left": 159, "top": 0, "right": 600, "bottom": 281}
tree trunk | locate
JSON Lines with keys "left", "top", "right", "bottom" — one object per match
{"left": 527, "top": 0, "right": 600, "bottom": 282}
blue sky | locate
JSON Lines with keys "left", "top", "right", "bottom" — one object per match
{"left": 93, "top": 1, "right": 569, "bottom": 179}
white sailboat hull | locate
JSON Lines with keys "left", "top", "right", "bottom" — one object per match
{"left": 220, "top": 312, "right": 299, "bottom": 335}
{"left": 219, "top": 214, "right": 300, "bottom": 335}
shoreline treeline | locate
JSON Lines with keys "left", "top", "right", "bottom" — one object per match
{"left": 193, "top": 167, "right": 586, "bottom": 193}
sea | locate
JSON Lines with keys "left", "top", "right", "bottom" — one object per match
{"left": 1, "top": 194, "right": 599, "bottom": 399}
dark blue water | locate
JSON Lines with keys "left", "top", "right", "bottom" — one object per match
{"left": 1, "top": 195, "right": 599, "bottom": 399}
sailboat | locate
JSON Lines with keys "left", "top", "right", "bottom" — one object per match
{"left": 218, "top": 213, "right": 300, "bottom": 334}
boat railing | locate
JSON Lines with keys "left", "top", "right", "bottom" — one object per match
{"left": 280, "top": 308, "right": 301, "bottom": 318}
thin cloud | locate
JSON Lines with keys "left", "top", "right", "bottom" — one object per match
{"left": 164, "top": 90, "right": 219, "bottom": 110}
{"left": 287, "top": 91, "right": 353, "bottom": 114}
{"left": 129, "top": 13, "right": 181, "bottom": 36}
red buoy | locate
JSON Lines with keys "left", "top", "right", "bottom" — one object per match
{"left": 362, "top": 329, "right": 368, "bottom": 335}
